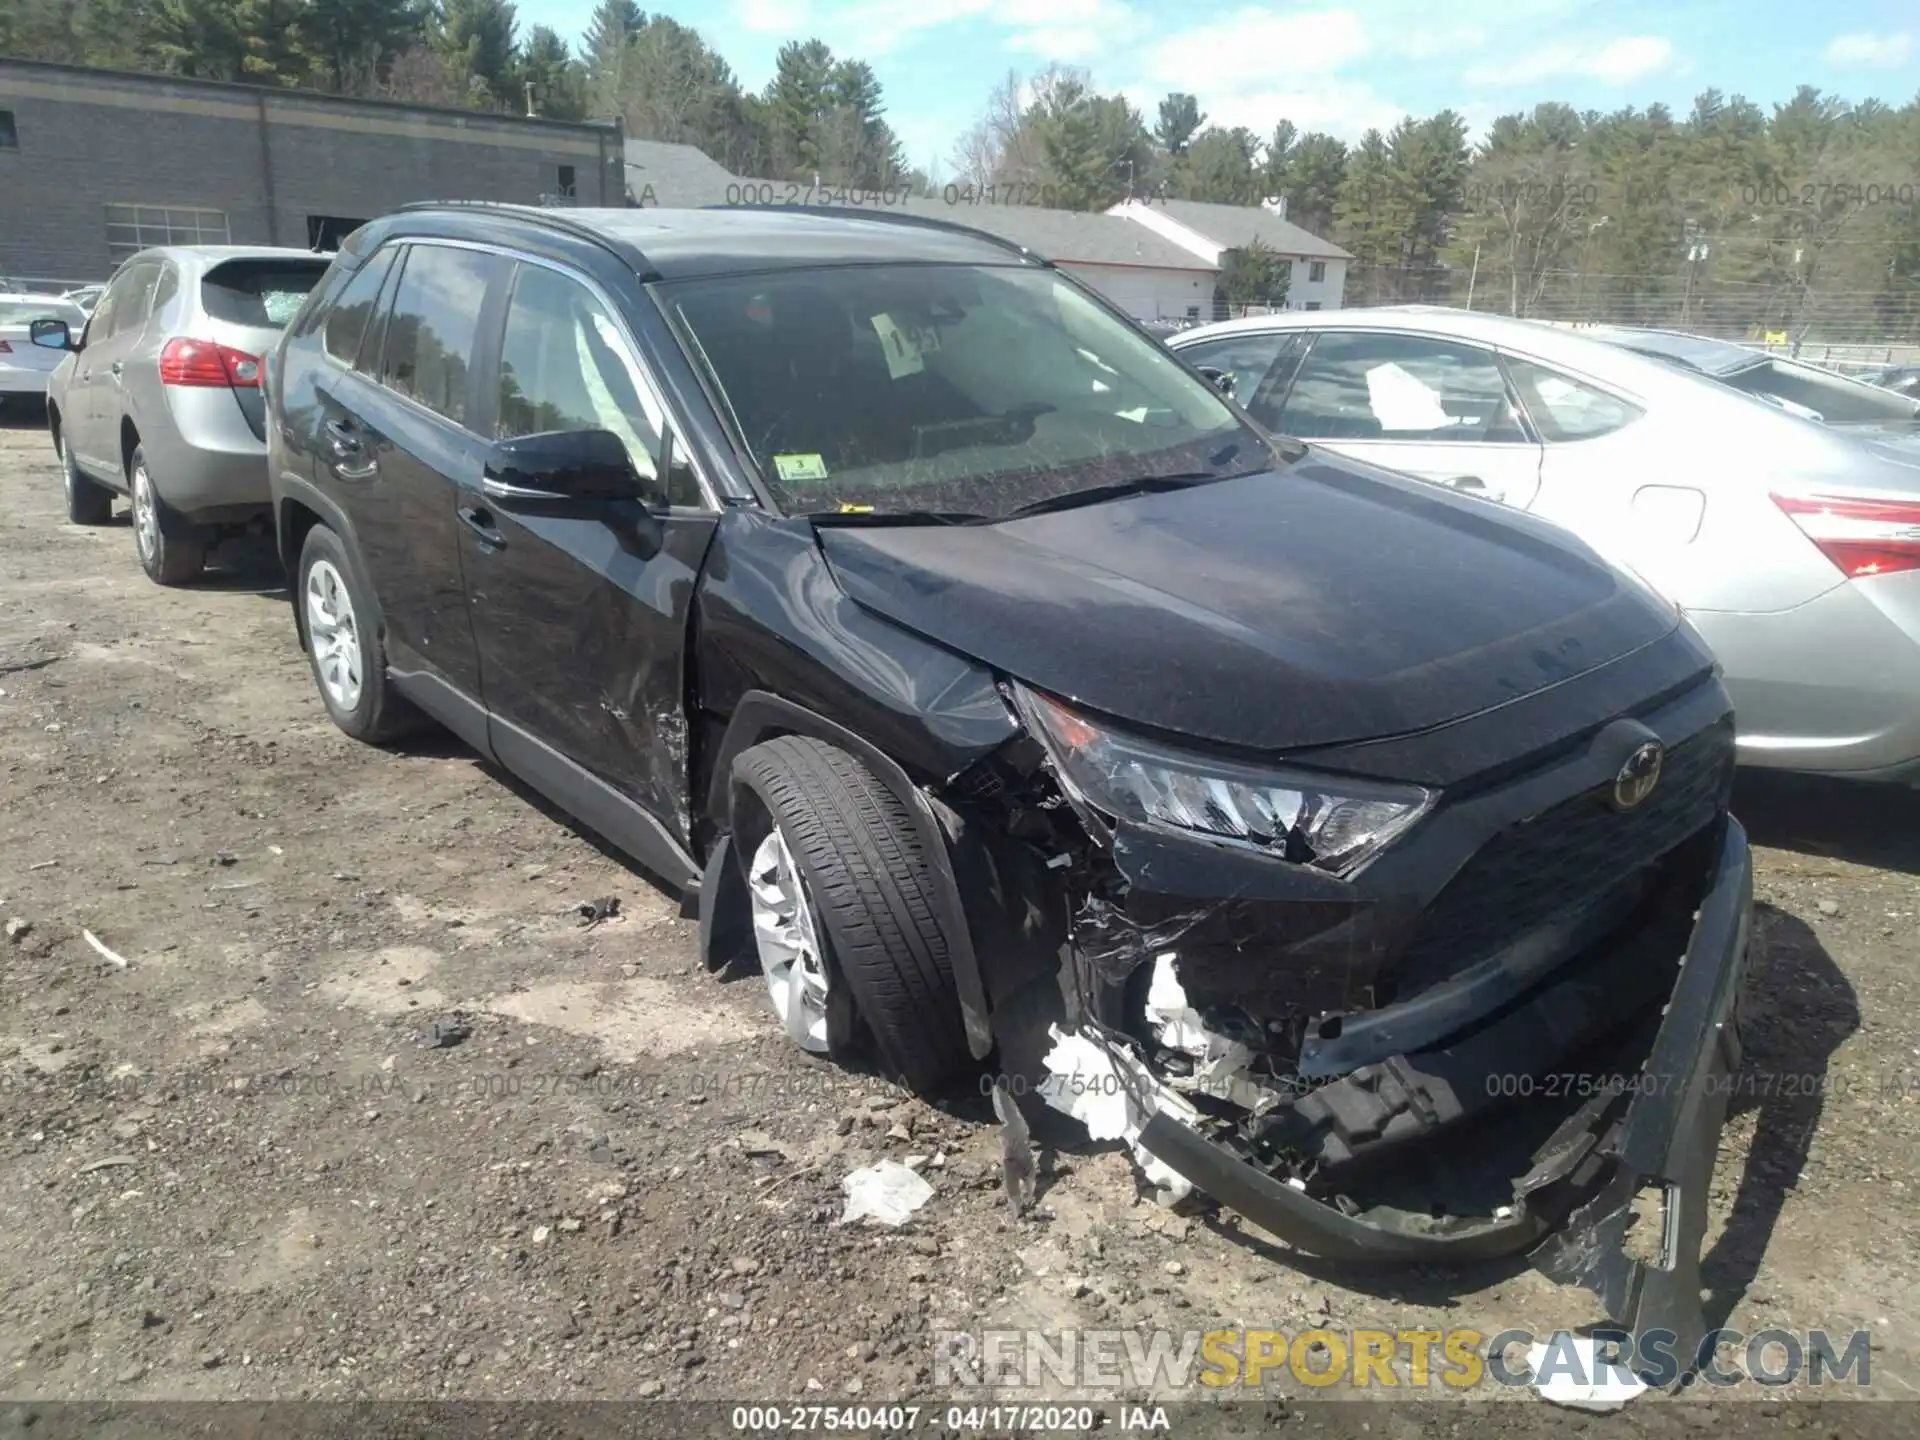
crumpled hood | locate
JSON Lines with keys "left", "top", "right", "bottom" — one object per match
{"left": 816, "top": 456, "right": 1679, "bottom": 752}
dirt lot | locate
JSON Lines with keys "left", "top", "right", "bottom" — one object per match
{"left": 3, "top": 409, "right": 1920, "bottom": 1432}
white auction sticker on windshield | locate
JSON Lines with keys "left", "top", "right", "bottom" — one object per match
{"left": 870, "top": 312, "right": 939, "bottom": 379}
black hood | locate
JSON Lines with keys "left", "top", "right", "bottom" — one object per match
{"left": 816, "top": 456, "right": 1679, "bottom": 753}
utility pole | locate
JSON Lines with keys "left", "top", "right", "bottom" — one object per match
{"left": 1464, "top": 241, "right": 1481, "bottom": 311}
{"left": 524, "top": 81, "right": 538, "bottom": 118}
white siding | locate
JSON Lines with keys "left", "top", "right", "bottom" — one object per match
{"left": 1285, "top": 257, "right": 1347, "bottom": 311}
{"left": 1061, "top": 261, "right": 1216, "bottom": 323}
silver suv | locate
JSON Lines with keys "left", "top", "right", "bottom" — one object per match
{"left": 34, "top": 246, "right": 332, "bottom": 584}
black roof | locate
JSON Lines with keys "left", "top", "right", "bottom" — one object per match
{"left": 387, "top": 203, "right": 1044, "bottom": 281}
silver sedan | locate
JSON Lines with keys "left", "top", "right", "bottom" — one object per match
{"left": 1171, "top": 307, "right": 1920, "bottom": 782}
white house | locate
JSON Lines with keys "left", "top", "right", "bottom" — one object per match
{"left": 893, "top": 199, "right": 1220, "bottom": 323}
{"left": 1110, "top": 197, "right": 1350, "bottom": 310}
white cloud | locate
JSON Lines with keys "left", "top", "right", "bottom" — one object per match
{"left": 737, "top": 0, "right": 813, "bottom": 33}
{"left": 1824, "top": 31, "right": 1913, "bottom": 68}
{"left": 1465, "top": 34, "right": 1676, "bottom": 87}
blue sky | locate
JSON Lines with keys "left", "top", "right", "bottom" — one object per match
{"left": 517, "top": 0, "right": 1920, "bottom": 174}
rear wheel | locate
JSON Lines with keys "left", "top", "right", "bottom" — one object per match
{"left": 58, "top": 428, "right": 113, "bottom": 525}
{"left": 297, "top": 524, "right": 425, "bottom": 744}
{"left": 129, "top": 445, "right": 205, "bottom": 584}
{"left": 732, "top": 735, "right": 970, "bottom": 1095}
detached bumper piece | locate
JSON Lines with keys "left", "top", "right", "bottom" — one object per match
{"left": 1127, "top": 819, "right": 1753, "bottom": 1370}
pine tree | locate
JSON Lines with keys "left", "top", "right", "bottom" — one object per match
{"left": 764, "top": 38, "right": 836, "bottom": 179}
{"left": 296, "top": 0, "right": 423, "bottom": 95}
{"left": 1154, "top": 93, "right": 1204, "bottom": 156}
{"left": 519, "top": 25, "right": 585, "bottom": 120}
{"left": 433, "top": 0, "right": 519, "bottom": 110}
{"left": 582, "top": 0, "right": 642, "bottom": 120}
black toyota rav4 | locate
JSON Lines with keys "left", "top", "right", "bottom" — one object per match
{"left": 269, "top": 203, "right": 1751, "bottom": 1373}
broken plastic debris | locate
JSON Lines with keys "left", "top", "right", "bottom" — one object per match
{"left": 1143, "top": 954, "right": 1287, "bottom": 1116}
{"left": 838, "top": 1160, "right": 934, "bottom": 1228}
{"left": 1040, "top": 1025, "right": 1198, "bottom": 1205}
{"left": 989, "top": 1086, "right": 1037, "bottom": 1216}
{"left": 1525, "top": 1334, "right": 1650, "bottom": 1412}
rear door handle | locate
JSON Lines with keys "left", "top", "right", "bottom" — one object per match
{"left": 324, "top": 418, "right": 362, "bottom": 454}
{"left": 109, "top": 361, "right": 123, "bottom": 376}
{"left": 458, "top": 505, "right": 506, "bottom": 551}
{"left": 324, "top": 418, "right": 378, "bottom": 479}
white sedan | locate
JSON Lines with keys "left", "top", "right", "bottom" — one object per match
{"left": 0, "top": 294, "right": 89, "bottom": 410}
{"left": 1170, "top": 306, "right": 1920, "bottom": 782}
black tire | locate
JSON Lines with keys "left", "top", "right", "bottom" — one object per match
{"left": 129, "top": 443, "right": 205, "bottom": 585}
{"left": 296, "top": 524, "right": 427, "bottom": 744}
{"left": 58, "top": 427, "right": 113, "bottom": 525}
{"left": 733, "top": 735, "right": 971, "bottom": 1095}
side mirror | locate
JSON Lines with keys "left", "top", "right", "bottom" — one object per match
{"left": 482, "top": 429, "right": 654, "bottom": 506}
{"left": 1196, "top": 364, "right": 1236, "bottom": 398}
{"left": 29, "top": 319, "right": 75, "bottom": 352}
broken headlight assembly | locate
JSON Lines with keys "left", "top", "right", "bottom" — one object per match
{"left": 1010, "top": 683, "right": 1435, "bottom": 876}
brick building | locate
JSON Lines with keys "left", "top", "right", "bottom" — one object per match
{"left": 0, "top": 58, "right": 625, "bottom": 286}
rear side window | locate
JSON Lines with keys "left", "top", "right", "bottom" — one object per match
{"left": 202, "top": 258, "right": 332, "bottom": 329}
{"left": 1504, "top": 357, "right": 1642, "bottom": 442}
{"left": 322, "top": 248, "right": 398, "bottom": 367}
{"left": 1277, "top": 331, "right": 1527, "bottom": 443}
{"left": 108, "top": 262, "right": 163, "bottom": 339}
{"left": 378, "top": 244, "right": 503, "bottom": 426}
{"left": 1179, "top": 331, "right": 1310, "bottom": 429}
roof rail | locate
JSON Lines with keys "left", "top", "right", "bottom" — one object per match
{"left": 703, "top": 202, "right": 1051, "bottom": 267}
{"left": 392, "top": 200, "right": 658, "bottom": 279}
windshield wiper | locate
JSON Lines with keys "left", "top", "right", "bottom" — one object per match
{"left": 998, "top": 469, "right": 1241, "bottom": 522}
{"left": 807, "top": 509, "right": 985, "bottom": 526}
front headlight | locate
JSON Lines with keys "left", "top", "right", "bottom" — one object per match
{"left": 1012, "top": 684, "right": 1434, "bottom": 877}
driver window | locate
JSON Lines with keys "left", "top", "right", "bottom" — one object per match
{"left": 1278, "top": 332, "right": 1527, "bottom": 443}
{"left": 496, "top": 263, "right": 693, "bottom": 503}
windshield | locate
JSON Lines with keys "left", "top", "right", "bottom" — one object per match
{"left": 664, "top": 263, "right": 1257, "bottom": 518}
{"left": 0, "top": 298, "right": 86, "bottom": 328}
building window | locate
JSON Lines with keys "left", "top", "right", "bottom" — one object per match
{"left": 105, "top": 204, "right": 230, "bottom": 263}
{"left": 0, "top": 110, "right": 18, "bottom": 149}
{"left": 1308, "top": 260, "right": 1327, "bottom": 283}
{"left": 1185, "top": 304, "right": 1201, "bottom": 322}
{"left": 307, "top": 215, "right": 370, "bottom": 251}
{"left": 557, "top": 164, "right": 577, "bottom": 198}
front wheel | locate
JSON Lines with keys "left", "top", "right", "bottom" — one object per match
{"left": 732, "top": 735, "right": 971, "bottom": 1095}
{"left": 296, "top": 525, "right": 426, "bottom": 744}
{"left": 59, "top": 429, "right": 113, "bottom": 525}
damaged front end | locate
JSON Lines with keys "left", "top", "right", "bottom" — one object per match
{"left": 948, "top": 674, "right": 1749, "bottom": 1382}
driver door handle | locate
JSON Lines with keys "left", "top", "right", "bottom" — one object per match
{"left": 109, "top": 361, "right": 123, "bottom": 376}
{"left": 458, "top": 505, "right": 506, "bottom": 551}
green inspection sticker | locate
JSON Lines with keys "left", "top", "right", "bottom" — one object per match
{"left": 773, "top": 453, "right": 830, "bottom": 482}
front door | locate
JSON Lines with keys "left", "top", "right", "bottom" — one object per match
{"left": 1271, "top": 330, "right": 1546, "bottom": 508}
{"left": 462, "top": 259, "right": 717, "bottom": 843}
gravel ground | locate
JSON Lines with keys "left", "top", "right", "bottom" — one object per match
{"left": 2, "top": 408, "right": 1919, "bottom": 1435}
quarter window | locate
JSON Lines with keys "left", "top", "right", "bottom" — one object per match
{"left": 0, "top": 110, "right": 18, "bottom": 149}
{"left": 1277, "top": 332, "right": 1527, "bottom": 443}
{"left": 105, "top": 204, "right": 230, "bottom": 264}
{"left": 1178, "top": 331, "right": 1310, "bottom": 430}
{"left": 1504, "top": 357, "right": 1643, "bottom": 442}
{"left": 496, "top": 263, "right": 692, "bottom": 502}
{"left": 378, "top": 245, "right": 501, "bottom": 426}
{"left": 322, "top": 248, "right": 399, "bottom": 368}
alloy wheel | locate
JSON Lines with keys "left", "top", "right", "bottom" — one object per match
{"left": 304, "top": 558, "right": 365, "bottom": 713}
{"left": 747, "top": 826, "right": 832, "bottom": 1052}
{"left": 131, "top": 464, "right": 158, "bottom": 564}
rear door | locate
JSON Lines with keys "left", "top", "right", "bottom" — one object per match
{"left": 63, "top": 263, "right": 139, "bottom": 470}
{"left": 313, "top": 241, "right": 507, "bottom": 729}
{"left": 463, "top": 258, "right": 718, "bottom": 841}
{"left": 84, "top": 259, "right": 164, "bottom": 460}
{"left": 1271, "top": 329, "right": 1546, "bottom": 508}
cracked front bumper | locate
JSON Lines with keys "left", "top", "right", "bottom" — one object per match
{"left": 1132, "top": 817, "right": 1753, "bottom": 1371}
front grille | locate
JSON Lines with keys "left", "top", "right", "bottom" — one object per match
{"left": 1389, "top": 722, "right": 1734, "bottom": 997}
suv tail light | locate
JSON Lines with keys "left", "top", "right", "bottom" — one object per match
{"left": 1773, "top": 492, "right": 1920, "bottom": 579}
{"left": 159, "top": 338, "right": 261, "bottom": 389}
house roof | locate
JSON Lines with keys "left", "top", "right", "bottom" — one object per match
{"left": 1142, "top": 199, "right": 1351, "bottom": 260}
{"left": 879, "top": 199, "right": 1214, "bottom": 272}
{"left": 623, "top": 139, "right": 741, "bottom": 206}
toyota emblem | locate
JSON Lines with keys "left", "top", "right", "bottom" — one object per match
{"left": 1612, "top": 741, "right": 1664, "bottom": 811}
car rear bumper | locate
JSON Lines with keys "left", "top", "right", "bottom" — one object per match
{"left": 1126, "top": 818, "right": 1751, "bottom": 1379}
{"left": 0, "top": 366, "right": 55, "bottom": 395}
{"left": 141, "top": 409, "right": 270, "bottom": 519}
{"left": 1691, "top": 573, "right": 1920, "bottom": 775}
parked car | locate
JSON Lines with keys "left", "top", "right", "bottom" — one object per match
{"left": 31, "top": 246, "right": 333, "bottom": 584}
{"left": 268, "top": 203, "right": 1750, "bottom": 1360}
{"left": 0, "top": 293, "right": 87, "bottom": 412}
{"left": 1855, "top": 363, "right": 1920, "bottom": 402}
{"left": 1170, "top": 306, "right": 1920, "bottom": 784}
